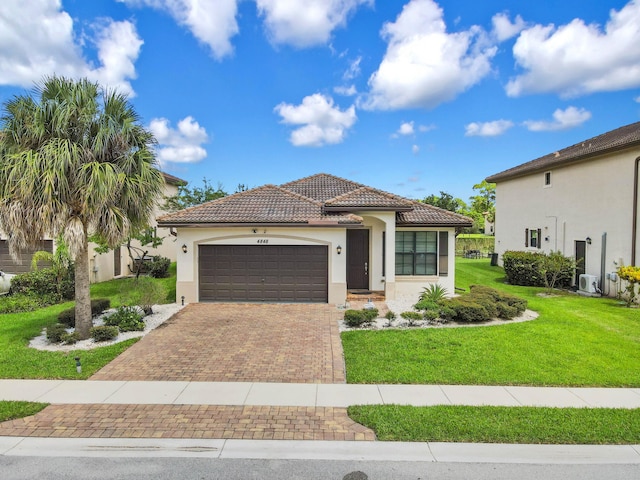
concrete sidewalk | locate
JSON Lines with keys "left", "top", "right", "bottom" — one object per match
{"left": 2, "top": 379, "right": 640, "bottom": 408}
{"left": 2, "top": 437, "right": 640, "bottom": 464}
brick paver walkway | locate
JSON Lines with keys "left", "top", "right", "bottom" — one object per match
{"left": 91, "top": 303, "right": 345, "bottom": 383}
{"left": 0, "top": 404, "right": 375, "bottom": 441}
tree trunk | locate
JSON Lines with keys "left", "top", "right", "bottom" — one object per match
{"left": 74, "top": 238, "right": 93, "bottom": 340}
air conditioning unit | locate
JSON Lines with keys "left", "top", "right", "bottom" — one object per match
{"left": 579, "top": 274, "right": 598, "bottom": 293}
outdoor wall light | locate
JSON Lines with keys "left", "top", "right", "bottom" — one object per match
{"left": 182, "top": 244, "right": 188, "bottom": 253}
{"left": 586, "top": 237, "right": 592, "bottom": 245}
{"left": 336, "top": 245, "right": 342, "bottom": 255}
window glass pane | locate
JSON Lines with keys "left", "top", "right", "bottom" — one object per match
{"left": 415, "top": 252, "right": 427, "bottom": 275}
{"left": 415, "top": 232, "right": 427, "bottom": 252}
{"left": 426, "top": 231, "right": 437, "bottom": 253}
{"left": 426, "top": 253, "right": 437, "bottom": 275}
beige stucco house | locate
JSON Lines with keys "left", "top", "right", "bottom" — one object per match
{"left": 486, "top": 121, "right": 640, "bottom": 296}
{"left": 1, "top": 172, "right": 186, "bottom": 282}
{"left": 157, "top": 173, "right": 472, "bottom": 304}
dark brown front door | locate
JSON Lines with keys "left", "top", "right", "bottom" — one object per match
{"left": 198, "top": 245, "right": 328, "bottom": 302}
{"left": 347, "top": 229, "right": 369, "bottom": 290}
{"left": 575, "top": 240, "right": 586, "bottom": 286}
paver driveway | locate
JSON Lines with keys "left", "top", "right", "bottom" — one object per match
{"left": 91, "top": 303, "right": 346, "bottom": 383}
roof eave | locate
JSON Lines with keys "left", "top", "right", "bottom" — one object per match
{"left": 323, "top": 206, "right": 414, "bottom": 212}
{"left": 486, "top": 140, "right": 640, "bottom": 183}
{"left": 157, "top": 221, "right": 361, "bottom": 228}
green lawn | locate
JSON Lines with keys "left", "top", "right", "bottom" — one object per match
{"left": 349, "top": 405, "right": 640, "bottom": 444}
{"left": 0, "top": 266, "right": 176, "bottom": 379}
{"left": 0, "top": 401, "right": 49, "bottom": 423}
{"left": 342, "top": 258, "right": 640, "bottom": 386}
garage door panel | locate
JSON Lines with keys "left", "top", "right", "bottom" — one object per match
{"left": 199, "top": 245, "right": 327, "bottom": 302}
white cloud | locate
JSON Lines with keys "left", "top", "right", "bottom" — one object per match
{"left": 507, "top": 0, "right": 640, "bottom": 97}
{"left": 398, "top": 121, "right": 415, "bottom": 136}
{"left": 149, "top": 116, "right": 209, "bottom": 164}
{"left": 362, "top": 0, "right": 497, "bottom": 110}
{"left": 635, "top": 95, "right": 640, "bottom": 103}
{"left": 87, "top": 20, "right": 143, "bottom": 97}
{"left": 0, "top": 0, "right": 142, "bottom": 95}
{"left": 412, "top": 144, "right": 420, "bottom": 154}
{"left": 334, "top": 84, "right": 357, "bottom": 96}
{"left": 465, "top": 119, "right": 514, "bottom": 137}
{"left": 418, "top": 124, "right": 436, "bottom": 132}
{"left": 523, "top": 106, "right": 591, "bottom": 132}
{"left": 343, "top": 56, "right": 362, "bottom": 80}
{"left": 491, "top": 12, "right": 526, "bottom": 41}
{"left": 120, "top": 0, "right": 239, "bottom": 59}
{"left": 274, "top": 93, "right": 357, "bottom": 147}
{"left": 255, "top": 0, "right": 372, "bottom": 48}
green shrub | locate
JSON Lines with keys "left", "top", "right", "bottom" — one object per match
{"left": 121, "top": 276, "right": 167, "bottom": 315}
{"left": 10, "top": 267, "right": 74, "bottom": 301}
{"left": 61, "top": 331, "right": 80, "bottom": 345}
{"left": 90, "top": 325, "right": 119, "bottom": 342}
{"left": 496, "top": 303, "right": 519, "bottom": 319}
{"left": 57, "top": 298, "right": 113, "bottom": 327}
{"left": 400, "top": 311, "right": 423, "bottom": 326}
{"left": 57, "top": 308, "right": 76, "bottom": 327}
{"left": 502, "top": 250, "right": 573, "bottom": 289}
{"left": 438, "top": 305, "right": 457, "bottom": 320}
{"left": 91, "top": 298, "right": 111, "bottom": 315}
{"left": 104, "top": 305, "right": 145, "bottom": 332}
{"left": 363, "top": 308, "right": 379, "bottom": 321}
{"left": 0, "top": 294, "right": 46, "bottom": 314}
{"left": 419, "top": 284, "right": 448, "bottom": 303}
{"left": 423, "top": 309, "right": 439, "bottom": 321}
{"left": 446, "top": 298, "right": 489, "bottom": 322}
{"left": 384, "top": 311, "right": 397, "bottom": 322}
{"left": 149, "top": 256, "right": 171, "bottom": 278}
{"left": 46, "top": 324, "right": 68, "bottom": 343}
{"left": 414, "top": 299, "right": 440, "bottom": 311}
{"left": 344, "top": 309, "right": 365, "bottom": 327}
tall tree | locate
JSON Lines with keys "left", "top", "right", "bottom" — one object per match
{"left": 163, "top": 178, "right": 228, "bottom": 212}
{"left": 421, "top": 191, "right": 466, "bottom": 213}
{"left": 0, "top": 77, "right": 164, "bottom": 338}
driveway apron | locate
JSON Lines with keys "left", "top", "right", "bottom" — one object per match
{"left": 90, "top": 303, "right": 346, "bottom": 384}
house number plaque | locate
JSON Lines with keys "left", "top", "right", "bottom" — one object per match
{"left": 257, "top": 239, "right": 269, "bottom": 244}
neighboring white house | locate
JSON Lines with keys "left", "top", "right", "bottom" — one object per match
{"left": 157, "top": 173, "right": 472, "bottom": 304}
{"left": 486, "top": 121, "right": 640, "bottom": 296}
{"left": 88, "top": 172, "right": 186, "bottom": 283}
{"left": 1, "top": 172, "right": 186, "bottom": 283}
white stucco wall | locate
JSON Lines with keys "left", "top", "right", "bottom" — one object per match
{"left": 175, "top": 226, "right": 347, "bottom": 304}
{"left": 494, "top": 148, "right": 640, "bottom": 295}
{"left": 173, "top": 216, "right": 457, "bottom": 305}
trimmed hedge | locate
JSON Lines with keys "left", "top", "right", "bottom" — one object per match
{"left": 57, "top": 298, "right": 112, "bottom": 328}
{"left": 10, "top": 267, "right": 74, "bottom": 301}
{"left": 440, "top": 285, "right": 528, "bottom": 323}
{"left": 502, "top": 250, "right": 574, "bottom": 288}
{"left": 344, "top": 308, "right": 379, "bottom": 327}
{"left": 90, "top": 325, "right": 119, "bottom": 342}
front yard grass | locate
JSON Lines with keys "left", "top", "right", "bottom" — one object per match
{"left": 342, "top": 258, "right": 640, "bottom": 386}
{"left": 0, "top": 265, "right": 176, "bottom": 379}
{"left": 349, "top": 405, "right": 640, "bottom": 444}
{"left": 0, "top": 401, "right": 48, "bottom": 423}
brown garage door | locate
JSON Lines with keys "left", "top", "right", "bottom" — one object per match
{"left": 199, "top": 245, "right": 328, "bottom": 303}
{"left": 0, "top": 240, "right": 53, "bottom": 274}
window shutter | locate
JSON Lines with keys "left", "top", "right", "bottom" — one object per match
{"left": 525, "top": 228, "right": 529, "bottom": 247}
{"left": 537, "top": 228, "right": 542, "bottom": 249}
{"left": 439, "top": 231, "right": 448, "bottom": 276}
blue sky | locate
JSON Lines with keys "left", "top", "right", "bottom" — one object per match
{"left": 1, "top": 0, "right": 640, "bottom": 202}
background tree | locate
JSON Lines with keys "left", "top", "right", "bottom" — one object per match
{"left": 469, "top": 180, "right": 496, "bottom": 222}
{"left": 163, "top": 178, "right": 228, "bottom": 212}
{"left": 0, "top": 77, "right": 164, "bottom": 338}
{"left": 421, "top": 191, "right": 467, "bottom": 213}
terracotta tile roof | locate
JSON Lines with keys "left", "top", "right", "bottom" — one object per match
{"left": 486, "top": 121, "right": 640, "bottom": 183}
{"left": 397, "top": 201, "right": 475, "bottom": 226}
{"left": 158, "top": 173, "right": 472, "bottom": 227}
{"left": 281, "top": 173, "right": 365, "bottom": 202}
{"left": 324, "top": 186, "right": 414, "bottom": 210}
{"left": 157, "top": 184, "right": 362, "bottom": 225}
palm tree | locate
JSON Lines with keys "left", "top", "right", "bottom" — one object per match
{"left": 0, "top": 77, "right": 164, "bottom": 338}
